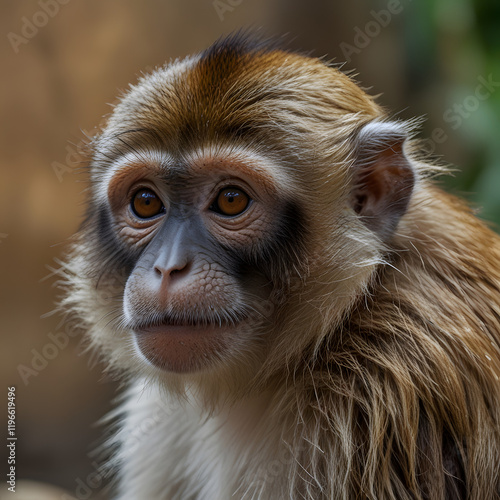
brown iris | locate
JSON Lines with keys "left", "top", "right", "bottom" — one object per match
{"left": 211, "top": 187, "right": 250, "bottom": 216}
{"left": 131, "top": 188, "right": 164, "bottom": 219}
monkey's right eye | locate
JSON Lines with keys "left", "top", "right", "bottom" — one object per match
{"left": 131, "top": 188, "right": 165, "bottom": 219}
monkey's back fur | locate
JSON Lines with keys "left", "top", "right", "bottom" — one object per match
{"left": 312, "top": 187, "right": 500, "bottom": 499}
{"left": 62, "top": 35, "right": 500, "bottom": 499}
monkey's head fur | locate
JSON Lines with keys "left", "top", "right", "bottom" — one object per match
{"left": 64, "top": 35, "right": 406, "bottom": 387}
{"left": 62, "top": 34, "right": 500, "bottom": 497}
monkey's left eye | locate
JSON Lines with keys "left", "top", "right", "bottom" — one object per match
{"left": 210, "top": 187, "right": 250, "bottom": 216}
{"left": 131, "top": 188, "right": 165, "bottom": 219}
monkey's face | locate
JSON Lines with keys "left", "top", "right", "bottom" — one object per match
{"left": 100, "top": 148, "right": 300, "bottom": 374}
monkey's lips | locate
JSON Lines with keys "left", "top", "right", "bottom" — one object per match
{"left": 133, "top": 320, "right": 234, "bottom": 374}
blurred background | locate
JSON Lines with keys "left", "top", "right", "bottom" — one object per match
{"left": 1, "top": 0, "right": 499, "bottom": 498}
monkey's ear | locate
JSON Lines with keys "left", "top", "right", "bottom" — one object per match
{"left": 350, "top": 121, "right": 415, "bottom": 240}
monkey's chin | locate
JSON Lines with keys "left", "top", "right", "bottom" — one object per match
{"left": 133, "top": 323, "right": 232, "bottom": 374}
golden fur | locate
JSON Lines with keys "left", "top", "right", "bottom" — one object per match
{"left": 61, "top": 35, "right": 500, "bottom": 499}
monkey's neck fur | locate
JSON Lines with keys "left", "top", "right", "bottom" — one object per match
{"left": 108, "top": 185, "right": 500, "bottom": 500}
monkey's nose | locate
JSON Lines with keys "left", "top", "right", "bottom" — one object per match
{"left": 154, "top": 259, "right": 191, "bottom": 281}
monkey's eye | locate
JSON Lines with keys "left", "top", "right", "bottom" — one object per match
{"left": 210, "top": 187, "right": 250, "bottom": 216}
{"left": 131, "top": 188, "right": 165, "bottom": 219}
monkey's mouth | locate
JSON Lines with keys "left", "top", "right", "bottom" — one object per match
{"left": 135, "top": 314, "right": 239, "bottom": 329}
{"left": 132, "top": 314, "right": 243, "bottom": 374}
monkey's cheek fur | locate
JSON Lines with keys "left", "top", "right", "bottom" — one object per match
{"left": 133, "top": 323, "right": 231, "bottom": 374}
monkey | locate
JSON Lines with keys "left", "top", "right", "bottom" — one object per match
{"left": 60, "top": 34, "right": 500, "bottom": 499}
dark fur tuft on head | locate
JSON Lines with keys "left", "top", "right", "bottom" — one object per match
{"left": 200, "top": 30, "right": 291, "bottom": 62}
